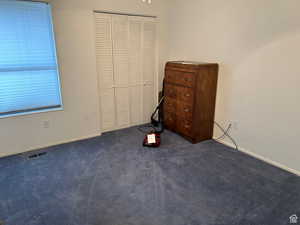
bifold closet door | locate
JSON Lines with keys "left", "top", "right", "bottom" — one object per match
{"left": 95, "top": 13, "right": 157, "bottom": 132}
{"left": 112, "top": 15, "right": 131, "bottom": 128}
{"left": 128, "top": 17, "right": 143, "bottom": 125}
{"left": 142, "top": 20, "right": 157, "bottom": 123}
{"left": 94, "top": 13, "right": 116, "bottom": 131}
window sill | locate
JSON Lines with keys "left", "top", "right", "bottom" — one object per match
{"left": 0, "top": 107, "right": 64, "bottom": 119}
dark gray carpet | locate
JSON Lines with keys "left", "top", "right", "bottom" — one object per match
{"left": 0, "top": 126, "right": 299, "bottom": 225}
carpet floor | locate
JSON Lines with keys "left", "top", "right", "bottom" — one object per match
{"left": 0, "top": 126, "right": 299, "bottom": 225}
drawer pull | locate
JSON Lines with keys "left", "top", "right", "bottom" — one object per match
{"left": 184, "top": 108, "right": 190, "bottom": 112}
{"left": 185, "top": 93, "right": 191, "bottom": 97}
{"left": 184, "top": 124, "right": 191, "bottom": 129}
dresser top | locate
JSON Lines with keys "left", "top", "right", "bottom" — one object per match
{"left": 168, "top": 61, "right": 217, "bottom": 66}
{"left": 166, "top": 61, "right": 218, "bottom": 72}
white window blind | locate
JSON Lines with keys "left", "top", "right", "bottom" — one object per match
{"left": 0, "top": 0, "right": 62, "bottom": 117}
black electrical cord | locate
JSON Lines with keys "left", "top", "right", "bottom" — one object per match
{"left": 215, "top": 123, "right": 232, "bottom": 140}
{"left": 214, "top": 121, "right": 239, "bottom": 150}
{"left": 138, "top": 80, "right": 165, "bottom": 135}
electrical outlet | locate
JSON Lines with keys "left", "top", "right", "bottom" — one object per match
{"left": 43, "top": 121, "right": 50, "bottom": 129}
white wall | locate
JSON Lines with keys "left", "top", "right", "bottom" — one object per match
{"left": 0, "top": 0, "right": 168, "bottom": 157}
{"left": 168, "top": 0, "right": 300, "bottom": 172}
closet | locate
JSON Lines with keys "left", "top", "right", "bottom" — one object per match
{"left": 94, "top": 13, "right": 157, "bottom": 132}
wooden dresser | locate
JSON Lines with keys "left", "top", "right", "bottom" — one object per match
{"left": 163, "top": 61, "right": 219, "bottom": 143}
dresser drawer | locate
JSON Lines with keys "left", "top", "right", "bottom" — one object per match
{"left": 164, "top": 111, "right": 176, "bottom": 130}
{"left": 165, "top": 70, "right": 177, "bottom": 83}
{"left": 164, "top": 97, "right": 177, "bottom": 113}
{"left": 164, "top": 83, "right": 177, "bottom": 99}
{"left": 165, "top": 70, "right": 196, "bottom": 88}
{"left": 177, "top": 86, "right": 194, "bottom": 104}
{"left": 177, "top": 119, "right": 193, "bottom": 137}
{"left": 177, "top": 72, "right": 196, "bottom": 88}
{"left": 177, "top": 102, "right": 193, "bottom": 121}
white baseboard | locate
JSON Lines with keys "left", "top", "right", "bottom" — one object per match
{"left": 214, "top": 137, "right": 300, "bottom": 177}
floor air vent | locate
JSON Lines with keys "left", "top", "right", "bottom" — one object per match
{"left": 28, "top": 152, "right": 47, "bottom": 159}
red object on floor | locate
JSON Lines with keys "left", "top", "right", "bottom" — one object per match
{"left": 143, "top": 132, "right": 161, "bottom": 148}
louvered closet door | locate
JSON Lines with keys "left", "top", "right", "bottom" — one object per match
{"left": 95, "top": 13, "right": 157, "bottom": 132}
{"left": 112, "top": 15, "right": 131, "bottom": 128}
{"left": 94, "top": 13, "right": 116, "bottom": 131}
{"left": 142, "top": 19, "right": 157, "bottom": 123}
{"left": 128, "top": 17, "right": 143, "bottom": 125}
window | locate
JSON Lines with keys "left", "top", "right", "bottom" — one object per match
{"left": 0, "top": 0, "right": 62, "bottom": 118}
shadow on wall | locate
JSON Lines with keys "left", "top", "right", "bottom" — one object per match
{"left": 227, "top": 31, "right": 300, "bottom": 171}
